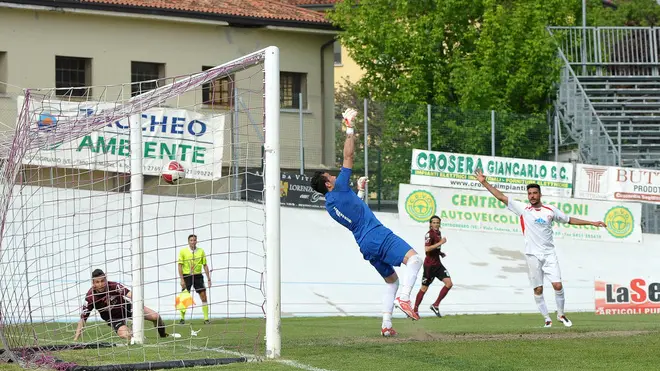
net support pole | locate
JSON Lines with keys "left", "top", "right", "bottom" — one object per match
{"left": 299, "top": 92, "right": 304, "bottom": 175}
{"left": 264, "top": 46, "right": 282, "bottom": 359}
{"left": 363, "top": 98, "right": 368, "bottom": 202}
{"left": 491, "top": 110, "right": 495, "bottom": 157}
{"left": 427, "top": 104, "right": 431, "bottom": 151}
{"left": 554, "top": 114, "right": 560, "bottom": 162}
{"left": 130, "top": 114, "right": 145, "bottom": 345}
{"left": 233, "top": 86, "right": 240, "bottom": 199}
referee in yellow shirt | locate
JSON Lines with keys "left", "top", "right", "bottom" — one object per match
{"left": 178, "top": 234, "right": 211, "bottom": 324}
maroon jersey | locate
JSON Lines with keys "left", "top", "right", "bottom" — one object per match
{"left": 81, "top": 281, "right": 131, "bottom": 322}
{"left": 424, "top": 229, "right": 443, "bottom": 266}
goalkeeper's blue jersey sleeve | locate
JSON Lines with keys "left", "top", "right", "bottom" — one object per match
{"left": 324, "top": 167, "right": 382, "bottom": 244}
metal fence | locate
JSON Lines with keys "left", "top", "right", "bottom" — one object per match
{"left": 328, "top": 100, "right": 557, "bottom": 209}
{"left": 550, "top": 26, "right": 660, "bottom": 234}
{"left": 548, "top": 26, "right": 660, "bottom": 76}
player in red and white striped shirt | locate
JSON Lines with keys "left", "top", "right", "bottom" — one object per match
{"left": 475, "top": 169, "right": 606, "bottom": 328}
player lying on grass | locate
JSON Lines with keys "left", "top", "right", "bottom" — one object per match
{"left": 310, "top": 108, "right": 424, "bottom": 337}
{"left": 413, "top": 215, "right": 453, "bottom": 318}
{"left": 475, "top": 168, "right": 606, "bottom": 328}
{"left": 74, "top": 269, "right": 171, "bottom": 341}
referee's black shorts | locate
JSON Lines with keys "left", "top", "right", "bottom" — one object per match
{"left": 183, "top": 274, "right": 206, "bottom": 293}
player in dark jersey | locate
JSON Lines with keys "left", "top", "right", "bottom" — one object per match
{"left": 310, "top": 108, "right": 424, "bottom": 337}
{"left": 73, "top": 269, "right": 169, "bottom": 342}
{"left": 413, "top": 215, "right": 453, "bottom": 318}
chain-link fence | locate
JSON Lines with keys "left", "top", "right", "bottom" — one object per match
{"left": 325, "top": 100, "right": 558, "bottom": 211}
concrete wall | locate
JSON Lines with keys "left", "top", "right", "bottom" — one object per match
{"left": 3, "top": 186, "right": 659, "bottom": 324}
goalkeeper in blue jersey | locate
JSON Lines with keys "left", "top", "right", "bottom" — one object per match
{"left": 310, "top": 108, "right": 423, "bottom": 337}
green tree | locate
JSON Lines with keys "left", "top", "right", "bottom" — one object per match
{"left": 589, "top": 0, "right": 660, "bottom": 26}
{"left": 330, "top": 0, "right": 572, "bottom": 199}
{"left": 330, "top": 0, "right": 484, "bottom": 106}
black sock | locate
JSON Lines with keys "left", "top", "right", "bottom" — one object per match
{"left": 156, "top": 317, "right": 166, "bottom": 337}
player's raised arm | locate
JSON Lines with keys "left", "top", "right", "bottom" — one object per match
{"left": 475, "top": 168, "right": 509, "bottom": 205}
{"left": 341, "top": 108, "right": 358, "bottom": 169}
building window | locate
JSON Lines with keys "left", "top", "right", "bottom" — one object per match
{"left": 202, "top": 66, "right": 234, "bottom": 107}
{"left": 334, "top": 41, "right": 342, "bottom": 66}
{"left": 0, "top": 52, "right": 6, "bottom": 94}
{"left": 131, "top": 61, "right": 165, "bottom": 96}
{"left": 280, "top": 72, "right": 307, "bottom": 109}
{"left": 55, "top": 56, "right": 91, "bottom": 97}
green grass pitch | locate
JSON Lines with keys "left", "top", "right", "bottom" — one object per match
{"left": 1, "top": 313, "right": 658, "bottom": 371}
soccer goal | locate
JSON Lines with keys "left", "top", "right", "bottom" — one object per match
{"left": 0, "top": 47, "right": 281, "bottom": 369}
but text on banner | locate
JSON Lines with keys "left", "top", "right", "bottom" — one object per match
{"left": 575, "top": 164, "right": 660, "bottom": 204}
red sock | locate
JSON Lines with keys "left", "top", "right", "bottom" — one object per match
{"left": 414, "top": 289, "right": 426, "bottom": 311}
{"left": 434, "top": 286, "right": 451, "bottom": 307}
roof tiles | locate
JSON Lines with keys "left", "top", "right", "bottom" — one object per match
{"left": 78, "top": 0, "right": 332, "bottom": 24}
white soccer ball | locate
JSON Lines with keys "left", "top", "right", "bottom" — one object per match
{"left": 162, "top": 160, "right": 185, "bottom": 184}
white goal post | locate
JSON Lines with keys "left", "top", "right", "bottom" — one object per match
{"left": 0, "top": 46, "right": 281, "bottom": 368}
{"left": 263, "top": 46, "right": 282, "bottom": 359}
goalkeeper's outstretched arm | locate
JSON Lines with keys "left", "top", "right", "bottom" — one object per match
{"left": 343, "top": 132, "right": 355, "bottom": 170}
{"left": 341, "top": 108, "right": 358, "bottom": 169}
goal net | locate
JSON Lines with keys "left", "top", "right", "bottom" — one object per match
{"left": 0, "top": 47, "right": 281, "bottom": 369}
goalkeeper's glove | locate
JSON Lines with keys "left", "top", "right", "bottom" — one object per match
{"left": 342, "top": 108, "right": 358, "bottom": 135}
{"left": 357, "top": 176, "right": 368, "bottom": 200}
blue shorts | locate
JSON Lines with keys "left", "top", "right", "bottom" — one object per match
{"left": 359, "top": 227, "right": 412, "bottom": 278}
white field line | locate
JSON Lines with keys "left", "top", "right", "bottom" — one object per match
{"left": 187, "top": 345, "right": 335, "bottom": 371}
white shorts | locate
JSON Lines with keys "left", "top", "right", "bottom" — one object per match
{"left": 525, "top": 253, "right": 561, "bottom": 288}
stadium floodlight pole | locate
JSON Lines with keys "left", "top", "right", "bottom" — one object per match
{"left": 264, "top": 46, "right": 282, "bottom": 359}
{"left": 130, "top": 111, "right": 145, "bottom": 345}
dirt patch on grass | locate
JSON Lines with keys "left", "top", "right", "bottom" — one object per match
{"left": 369, "top": 329, "right": 652, "bottom": 344}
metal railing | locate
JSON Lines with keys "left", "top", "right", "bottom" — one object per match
{"left": 548, "top": 27, "right": 660, "bottom": 76}
{"left": 551, "top": 27, "right": 660, "bottom": 234}
{"left": 555, "top": 47, "right": 620, "bottom": 166}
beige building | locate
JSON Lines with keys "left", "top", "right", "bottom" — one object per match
{"left": 333, "top": 41, "right": 365, "bottom": 87}
{"left": 0, "top": 0, "right": 338, "bottom": 189}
